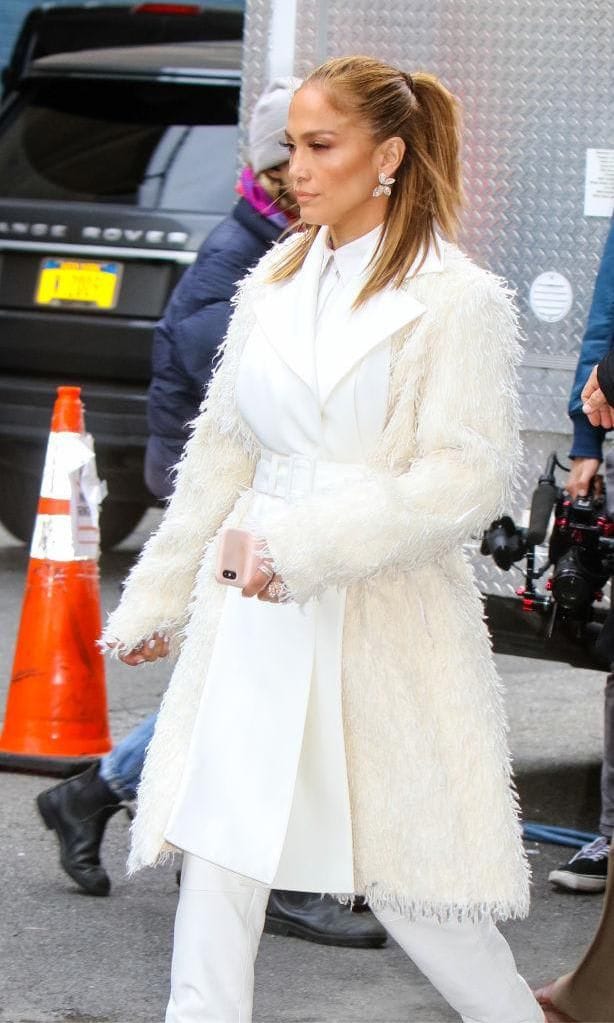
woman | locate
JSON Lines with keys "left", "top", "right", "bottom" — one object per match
{"left": 104, "top": 56, "right": 544, "bottom": 1022}
{"left": 36, "top": 75, "right": 383, "bottom": 944}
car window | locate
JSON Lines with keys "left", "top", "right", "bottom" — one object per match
{"left": 0, "top": 77, "right": 240, "bottom": 211}
{"left": 144, "top": 124, "right": 239, "bottom": 212}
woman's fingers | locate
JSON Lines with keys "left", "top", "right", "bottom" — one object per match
{"left": 242, "top": 568, "right": 290, "bottom": 603}
{"left": 242, "top": 565, "right": 274, "bottom": 598}
{"left": 257, "top": 574, "right": 289, "bottom": 604}
{"left": 118, "top": 631, "right": 170, "bottom": 665}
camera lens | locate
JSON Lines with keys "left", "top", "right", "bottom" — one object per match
{"left": 223, "top": 570, "right": 237, "bottom": 580}
{"left": 551, "top": 549, "right": 595, "bottom": 611}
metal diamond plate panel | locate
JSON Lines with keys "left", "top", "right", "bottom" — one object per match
{"left": 237, "top": 0, "right": 273, "bottom": 161}
{"left": 242, "top": 0, "right": 613, "bottom": 595}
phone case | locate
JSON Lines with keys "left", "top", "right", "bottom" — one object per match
{"left": 215, "top": 528, "right": 260, "bottom": 588}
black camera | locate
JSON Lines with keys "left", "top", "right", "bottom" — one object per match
{"left": 481, "top": 453, "right": 614, "bottom": 633}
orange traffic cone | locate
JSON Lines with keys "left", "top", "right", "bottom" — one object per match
{"left": 0, "top": 386, "right": 112, "bottom": 774}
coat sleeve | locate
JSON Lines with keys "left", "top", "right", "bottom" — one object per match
{"left": 101, "top": 321, "right": 255, "bottom": 655}
{"left": 262, "top": 272, "right": 522, "bottom": 605}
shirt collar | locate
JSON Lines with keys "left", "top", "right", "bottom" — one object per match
{"left": 319, "top": 223, "right": 443, "bottom": 284}
{"left": 320, "top": 223, "right": 384, "bottom": 284}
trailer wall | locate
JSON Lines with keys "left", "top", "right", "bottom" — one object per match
{"left": 240, "top": 0, "right": 614, "bottom": 597}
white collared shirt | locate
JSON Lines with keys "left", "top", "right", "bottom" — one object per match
{"left": 314, "top": 224, "right": 385, "bottom": 402}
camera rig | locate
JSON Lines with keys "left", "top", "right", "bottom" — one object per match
{"left": 481, "top": 453, "right": 614, "bottom": 646}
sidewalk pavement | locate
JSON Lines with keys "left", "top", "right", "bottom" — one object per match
{"left": 0, "top": 514, "right": 607, "bottom": 1022}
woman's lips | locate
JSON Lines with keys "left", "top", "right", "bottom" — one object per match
{"left": 296, "top": 192, "right": 318, "bottom": 202}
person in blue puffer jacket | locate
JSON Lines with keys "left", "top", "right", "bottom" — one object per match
{"left": 145, "top": 83, "right": 298, "bottom": 499}
{"left": 36, "top": 76, "right": 387, "bottom": 952}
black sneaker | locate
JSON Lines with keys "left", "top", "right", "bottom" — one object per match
{"left": 548, "top": 836, "right": 610, "bottom": 893}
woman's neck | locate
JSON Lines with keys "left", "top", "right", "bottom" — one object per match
{"left": 328, "top": 207, "right": 386, "bottom": 249}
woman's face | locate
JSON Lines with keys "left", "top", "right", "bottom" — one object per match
{"left": 284, "top": 83, "right": 393, "bottom": 245}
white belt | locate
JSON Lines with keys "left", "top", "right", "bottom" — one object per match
{"left": 252, "top": 449, "right": 367, "bottom": 501}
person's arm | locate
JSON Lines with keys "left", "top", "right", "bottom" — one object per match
{"left": 145, "top": 227, "right": 265, "bottom": 499}
{"left": 148, "top": 234, "right": 253, "bottom": 438}
{"left": 171, "top": 244, "right": 252, "bottom": 390}
{"left": 568, "top": 217, "right": 614, "bottom": 459}
{"left": 101, "top": 308, "right": 254, "bottom": 656}
{"left": 263, "top": 271, "right": 521, "bottom": 605}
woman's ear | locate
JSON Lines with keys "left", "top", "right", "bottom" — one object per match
{"left": 378, "top": 136, "right": 406, "bottom": 178}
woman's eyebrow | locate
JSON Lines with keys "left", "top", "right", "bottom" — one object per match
{"left": 284, "top": 129, "right": 339, "bottom": 141}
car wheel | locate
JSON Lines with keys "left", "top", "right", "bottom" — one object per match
{"left": 99, "top": 500, "right": 147, "bottom": 550}
{"left": 0, "top": 466, "right": 39, "bottom": 545}
{"left": 0, "top": 466, "right": 146, "bottom": 551}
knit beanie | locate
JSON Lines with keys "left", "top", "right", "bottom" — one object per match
{"left": 248, "top": 76, "right": 302, "bottom": 174}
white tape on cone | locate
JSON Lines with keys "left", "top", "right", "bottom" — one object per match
{"left": 31, "top": 431, "right": 107, "bottom": 562}
{"left": 31, "top": 514, "right": 77, "bottom": 562}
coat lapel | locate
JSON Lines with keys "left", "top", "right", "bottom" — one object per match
{"left": 251, "top": 229, "right": 328, "bottom": 396}
{"left": 317, "top": 280, "right": 427, "bottom": 407}
{"left": 316, "top": 242, "right": 442, "bottom": 407}
{"left": 251, "top": 227, "right": 442, "bottom": 407}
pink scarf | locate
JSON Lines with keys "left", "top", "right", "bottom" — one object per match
{"left": 235, "top": 166, "right": 292, "bottom": 228}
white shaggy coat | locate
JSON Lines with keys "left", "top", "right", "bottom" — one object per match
{"left": 103, "top": 235, "right": 529, "bottom": 923}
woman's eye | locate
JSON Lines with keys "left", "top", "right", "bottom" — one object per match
{"left": 279, "top": 141, "right": 294, "bottom": 152}
{"left": 310, "top": 142, "right": 328, "bottom": 150}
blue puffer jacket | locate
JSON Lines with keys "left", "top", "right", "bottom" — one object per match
{"left": 145, "top": 198, "right": 282, "bottom": 498}
{"left": 568, "top": 216, "right": 614, "bottom": 459}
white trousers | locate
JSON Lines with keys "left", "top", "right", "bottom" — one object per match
{"left": 165, "top": 855, "right": 545, "bottom": 1023}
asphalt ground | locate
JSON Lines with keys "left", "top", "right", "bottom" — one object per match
{"left": 0, "top": 514, "right": 608, "bottom": 1022}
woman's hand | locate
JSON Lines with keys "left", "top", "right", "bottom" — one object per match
{"left": 257, "top": 573, "right": 290, "bottom": 603}
{"left": 111, "top": 631, "right": 171, "bottom": 666}
{"left": 242, "top": 563, "right": 290, "bottom": 604}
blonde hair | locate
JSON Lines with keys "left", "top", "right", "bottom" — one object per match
{"left": 268, "top": 55, "right": 464, "bottom": 306}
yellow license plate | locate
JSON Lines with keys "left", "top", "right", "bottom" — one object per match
{"left": 35, "top": 259, "right": 122, "bottom": 310}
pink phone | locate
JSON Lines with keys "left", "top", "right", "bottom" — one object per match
{"left": 215, "top": 528, "right": 260, "bottom": 588}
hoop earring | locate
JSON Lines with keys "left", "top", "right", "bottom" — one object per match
{"left": 372, "top": 171, "right": 395, "bottom": 198}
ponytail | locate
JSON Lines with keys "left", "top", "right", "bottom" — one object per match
{"left": 268, "top": 57, "right": 464, "bottom": 305}
{"left": 405, "top": 72, "right": 463, "bottom": 242}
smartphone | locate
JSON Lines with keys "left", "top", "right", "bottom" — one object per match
{"left": 215, "top": 528, "right": 260, "bottom": 588}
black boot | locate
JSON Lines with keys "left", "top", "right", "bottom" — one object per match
{"left": 36, "top": 763, "right": 123, "bottom": 896}
{"left": 264, "top": 890, "right": 387, "bottom": 948}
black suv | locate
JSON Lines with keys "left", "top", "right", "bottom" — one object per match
{"left": 0, "top": 39, "right": 241, "bottom": 546}
{"left": 2, "top": 3, "right": 243, "bottom": 99}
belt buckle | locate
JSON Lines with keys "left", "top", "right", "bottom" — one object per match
{"left": 287, "top": 454, "right": 315, "bottom": 500}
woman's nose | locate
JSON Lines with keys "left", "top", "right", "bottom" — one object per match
{"left": 289, "top": 153, "right": 310, "bottom": 184}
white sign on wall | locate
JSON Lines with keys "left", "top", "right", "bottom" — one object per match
{"left": 584, "top": 149, "right": 614, "bottom": 218}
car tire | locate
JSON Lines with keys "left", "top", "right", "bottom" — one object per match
{"left": 99, "top": 500, "right": 147, "bottom": 550}
{"left": 0, "top": 465, "right": 146, "bottom": 550}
